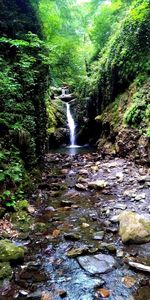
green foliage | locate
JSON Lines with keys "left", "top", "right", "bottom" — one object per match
{"left": 87, "top": 0, "right": 150, "bottom": 107}
{"left": 124, "top": 80, "right": 150, "bottom": 136}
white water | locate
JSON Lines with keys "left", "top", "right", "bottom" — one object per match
{"left": 66, "top": 103, "right": 76, "bottom": 147}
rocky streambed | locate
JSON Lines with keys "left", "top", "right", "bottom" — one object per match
{"left": 0, "top": 151, "right": 150, "bottom": 300}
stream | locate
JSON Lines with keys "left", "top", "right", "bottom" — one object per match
{"left": 1, "top": 151, "right": 150, "bottom": 300}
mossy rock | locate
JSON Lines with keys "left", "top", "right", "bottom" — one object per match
{"left": 15, "top": 200, "right": 28, "bottom": 211}
{"left": 0, "top": 262, "right": 12, "bottom": 279}
{"left": 0, "top": 240, "right": 25, "bottom": 262}
{"left": 11, "top": 210, "right": 32, "bottom": 232}
{"left": 34, "top": 222, "right": 48, "bottom": 233}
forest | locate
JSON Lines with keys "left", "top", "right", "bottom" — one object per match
{"left": 0, "top": 0, "right": 150, "bottom": 299}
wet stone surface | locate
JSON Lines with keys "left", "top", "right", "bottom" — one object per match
{"left": 0, "top": 152, "right": 150, "bottom": 299}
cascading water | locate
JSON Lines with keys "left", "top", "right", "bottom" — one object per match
{"left": 66, "top": 102, "right": 76, "bottom": 147}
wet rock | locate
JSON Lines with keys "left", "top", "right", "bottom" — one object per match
{"left": 96, "top": 288, "right": 110, "bottom": 298}
{"left": 45, "top": 206, "right": 56, "bottom": 212}
{"left": 133, "top": 286, "right": 150, "bottom": 300}
{"left": 75, "top": 183, "right": 87, "bottom": 190}
{"left": 0, "top": 240, "right": 25, "bottom": 262}
{"left": 88, "top": 180, "right": 107, "bottom": 190}
{"left": 20, "top": 268, "right": 47, "bottom": 282}
{"left": 77, "top": 254, "right": 116, "bottom": 274}
{"left": 119, "top": 211, "right": 150, "bottom": 243}
{"left": 137, "top": 175, "right": 150, "bottom": 183}
{"left": 61, "top": 200, "right": 73, "bottom": 207}
{"left": 58, "top": 290, "right": 67, "bottom": 298}
{"left": 67, "top": 246, "right": 88, "bottom": 258}
{"left": 0, "top": 262, "right": 12, "bottom": 279}
{"left": 93, "top": 231, "right": 104, "bottom": 241}
{"left": 19, "top": 290, "right": 29, "bottom": 296}
{"left": 27, "top": 289, "right": 42, "bottom": 299}
{"left": 114, "top": 203, "right": 127, "bottom": 210}
{"left": 82, "top": 222, "right": 90, "bottom": 228}
{"left": 64, "top": 233, "right": 81, "bottom": 241}
{"left": 105, "top": 244, "right": 117, "bottom": 253}
{"left": 110, "top": 215, "right": 119, "bottom": 223}
{"left": 78, "top": 169, "right": 88, "bottom": 175}
{"left": 122, "top": 276, "right": 136, "bottom": 288}
{"left": 116, "top": 172, "right": 124, "bottom": 182}
{"left": 116, "top": 250, "right": 124, "bottom": 258}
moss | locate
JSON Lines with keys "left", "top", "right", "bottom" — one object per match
{"left": 11, "top": 210, "right": 32, "bottom": 232}
{"left": 0, "top": 240, "right": 25, "bottom": 262}
{"left": 0, "top": 262, "right": 12, "bottom": 279}
{"left": 15, "top": 199, "right": 28, "bottom": 211}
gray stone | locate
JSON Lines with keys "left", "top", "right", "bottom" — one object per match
{"left": 93, "top": 231, "right": 104, "bottom": 240}
{"left": 77, "top": 254, "right": 116, "bottom": 274}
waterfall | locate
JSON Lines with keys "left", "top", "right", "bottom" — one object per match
{"left": 66, "top": 103, "right": 76, "bottom": 147}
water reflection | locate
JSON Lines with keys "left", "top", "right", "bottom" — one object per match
{"left": 50, "top": 145, "right": 96, "bottom": 155}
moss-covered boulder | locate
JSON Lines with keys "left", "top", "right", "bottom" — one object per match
{"left": 0, "top": 262, "right": 12, "bottom": 279}
{"left": 0, "top": 240, "right": 25, "bottom": 262}
{"left": 119, "top": 211, "right": 150, "bottom": 244}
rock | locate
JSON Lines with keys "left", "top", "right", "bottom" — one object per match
{"left": 116, "top": 250, "right": 124, "bottom": 258}
{"left": 134, "top": 193, "right": 146, "bottom": 201}
{"left": 27, "top": 289, "right": 42, "bottom": 299}
{"left": 78, "top": 169, "right": 88, "bottom": 175}
{"left": 58, "top": 290, "right": 67, "bottom": 298}
{"left": 110, "top": 215, "right": 119, "bottom": 223}
{"left": 122, "top": 276, "right": 136, "bottom": 288}
{"left": 0, "top": 262, "right": 12, "bottom": 279}
{"left": 75, "top": 183, "right": 87, "bottom": 190}
{"left": 67, "top": 246, "right": 88, "bottom": 258}
{"left": 96, "top": 288, "right": 110, "bottom": 298}
{"left": 45, "top": 206, "right": 55, "bottom": 212}
{"left": 119, "top": 211, "right": 150, "bottom": 243}
{"left": 93, "top": 231, "right": 104, "bottom": 241}
{"left": 64, "top": 233, "right": 81, "bottom": 241}
{"left": 77, "top": 254, "right": 116, "bottom": 274}
{"left": 116, "top": 172, "right": 124, "bottom": 182}
{"left": 138, "top": 176, "right": 150, "bottom": 183}
{"left": 88, "top": 180, "right": 107, "bottom": 190}
{"left": 61, "top": 200, "right": 73, "bottom": 207}
{"left": 0, "top": 240, "right": 25, "bottom": 262}
{"left": 105, "top": 244, "right": 117, "bottom": 253}
{"left": 128, "top": 261, "right": 150, "bottom": 273}
{"left": 27, "top": 205, "right": 36, "bottom": 214}
{"left": 82, "top": 222, "right": 90, "bottom": 228}
{"left": 114, "top": 203, "right": 127, "bottom": 210}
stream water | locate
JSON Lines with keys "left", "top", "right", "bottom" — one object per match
{"left": 1, "top": 152, "right": 150, "bottom": 300}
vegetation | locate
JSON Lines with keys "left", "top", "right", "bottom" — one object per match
{"left": 0, "top": 0, "right": 149, "bottom": 207}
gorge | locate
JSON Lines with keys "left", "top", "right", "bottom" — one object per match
{"left": 0, "top": 0, "right": 150, "bottom": 299}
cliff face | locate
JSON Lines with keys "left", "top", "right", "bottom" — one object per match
{"left": 78, "top": 0, "right": 150, "bottom": 162}
{"left": 0, "top": 0, "right": 50, "bottom": 205}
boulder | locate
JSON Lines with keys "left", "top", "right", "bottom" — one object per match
{"left": 119, "top": 211, "right": 150, "bottom": 243}
{"left": 0, "top": 240, "right": 25, "bottom": 261}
